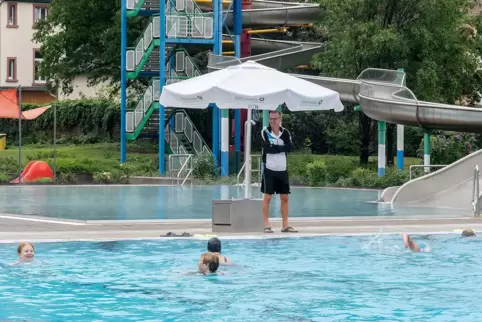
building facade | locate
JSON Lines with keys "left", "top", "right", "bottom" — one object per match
{"left": 0, "top": 0, "right": 106, "bottom": 104}
{"left": 0, "top": 0, "right": 54, "bottom": 104}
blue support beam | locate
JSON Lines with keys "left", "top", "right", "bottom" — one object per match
{"left": 120, "top": 0, "right": 127, "bottom": 164}
{"left": 158, "top": 0, "right": 166, "bottom": 175}
{"left": 212, "top": 0, "right": 221, "bottom": 173}
{"left": 233, "top": 0, "right": 242, "bottom": 173}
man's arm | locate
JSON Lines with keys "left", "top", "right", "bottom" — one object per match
{"left": 261, "top": 129, "right": 282, "bottom": 154}
{"left": 275, "top": 129, "right": 292, "bottom": 153}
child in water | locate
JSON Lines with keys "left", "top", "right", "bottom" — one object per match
{"left": 11, "top": 242, "right": 37, "bottom": 265}
{"left": 198, "top": 252, "right": 221, "bottom": 275}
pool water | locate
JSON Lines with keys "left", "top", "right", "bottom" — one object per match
{"left": 0, "top": 185, "right": 465, "bottom": 220}
{"left": 0, "top": 235, "right": 481, "bottom": 321}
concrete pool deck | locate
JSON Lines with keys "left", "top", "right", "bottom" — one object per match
{"left": 1, "top": 213, "right": 482, "bottom": 243}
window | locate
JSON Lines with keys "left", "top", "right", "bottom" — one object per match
{"left": 6, "top": 58, "right": 17, "bottom": 82}
{"left": 33, "top": 6, "right": 48, "bottom": 22}
{"left": 7, "top": 3, "right": 17, "bottom": 27}
{"left": 34, "top": 50, "right": 45, "bottom": 83}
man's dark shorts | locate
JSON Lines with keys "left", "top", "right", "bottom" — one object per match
{"left": 261, "top": 168, "right": 290, "bottom": 195}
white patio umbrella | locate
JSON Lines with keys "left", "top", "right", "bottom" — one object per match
{"left": 159, "top": 60, "right": 345, "bottom": 198}
{"left": 159, "top": 60, "right": 344, "bottom": 112}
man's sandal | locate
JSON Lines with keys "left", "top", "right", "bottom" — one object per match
{"left": 281, "top": 227, "right": 298, "bottom": 233}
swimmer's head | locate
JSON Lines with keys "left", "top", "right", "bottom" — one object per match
{"left": 200, "top": 252, "right": 219, "bottom": 273}
{"left": 17, "top": 242, "right": 35, "bottom": 261}
{"left": 207, "top": 237, "right": 221, "bottom": 253}
{"left": 462, "top": 229, "right": 476, "bottom": 237}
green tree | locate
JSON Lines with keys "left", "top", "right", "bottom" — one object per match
{"left": 313, "top": 0, "right": 482, "bottom": 164}
{"left": 33, "top": 0, "right": 147, "bottom": 96}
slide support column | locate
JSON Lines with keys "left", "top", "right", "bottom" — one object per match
{"left": 378, "top": 121, "right": 386, "bottom": 177}
{"left": 424, "top": 130, "right": 431, "bottom": 173}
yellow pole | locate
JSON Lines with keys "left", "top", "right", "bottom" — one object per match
{"left": 248, "top": 28, "right": 287, "bottom": 34}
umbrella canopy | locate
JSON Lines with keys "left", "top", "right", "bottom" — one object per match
{"left": 0, "top": 88, "right": 50, "bottom": 120}
{"left": 159, "top": 60, "right": 344, "bottom": 112}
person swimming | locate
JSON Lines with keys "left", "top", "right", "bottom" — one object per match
{"left": 206, "top": 237, "right": 232, "bottom": 265}
{"left": 11, "top": 242, "right": 37, "bottom": 265}
{"left": 403, "top": 229, "right": 476, "bottom": 252}
{"left": 198, "top": 252, "right": 221, "bottom": 275}
{"left": 402, "top": 233, "right": 432, "bottom": 252}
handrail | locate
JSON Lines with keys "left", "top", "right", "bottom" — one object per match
{"left": 472, "top": 165, "right": 480, "bottom": 217}
{"left": 236, "top": 155, "right": 262, "bottom": 186}
{"left": 409, "top": 164, "right": 448, "bottom": 180}
{"left": 236, "top": 161, "right": 247, "bottom": 185}
{"left": 168, "top": 153, "right": 193, "bottom": 186}
{"left": 176, "top": 154, "right": 192, "bottom": 185}
{"left": 181, "top": 169, "right": 193, "bottom": 186}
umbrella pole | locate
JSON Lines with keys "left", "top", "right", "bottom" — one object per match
{"left": 18, "top": 86, "right": 22, "bottom": 183}
{"left": 244, "top": 106, "right": 252, "bottom": 199}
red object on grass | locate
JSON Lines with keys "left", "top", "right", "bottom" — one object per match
{"left": 10, "top": 161, "right": 54, "bottom": 183}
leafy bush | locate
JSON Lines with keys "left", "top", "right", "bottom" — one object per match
{"left": 417, "top": 132, "right": 477, "bottom": 165}
{"left": 322, "top": 155, "right": 358, "bottom": 183}
{"left": 333, "top": 167, "right": 409, "bottom": 189}
{"left": 303, "top": 155, "right": 358, "bottom": 186}
{"left": 305, "top": 160, "right": 327, "bottom": 185}
{"left": 192, "top": 153, "right": 217, "bottom": 179}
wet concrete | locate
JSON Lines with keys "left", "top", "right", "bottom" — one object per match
{"left": 1, "top": 213, "right": 481, "bottom": 243}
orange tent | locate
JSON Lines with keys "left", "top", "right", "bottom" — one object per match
{"left": 0, "top": 88, "right": 50, "bottom": 120}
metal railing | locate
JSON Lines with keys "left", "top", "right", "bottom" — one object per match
{"left": 236, "top": 155, "right": 262, "bottom": 186}
{"left": 472, "top": 165, "right": 481, "bottom": 217}
{"left": 126, "top": 78, "right": 160, "bottom": 132}
{"left": 126, "top": 11, "right": 213, "bottom": 72}
{"left": 409, "top": 165, "right": 448, "bottom": 180}
{"left": 172, "top": 111, "right": 211, "bottom": 155}
{"left": 168, "top": 154, "right": 193, "bottom": 186}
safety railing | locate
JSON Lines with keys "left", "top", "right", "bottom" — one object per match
{"left": 172, "top": 111, "right": 211, "bottom": 155}
{"left": 126, "top": 0, "right": 142, "bottom": 10}
{"left": 126, "top": 10, "right": 213, "bottom": 72}
{"left": 126, "top": 0, "right": 208, "bottom": 14}
{"left": 472, "top": 165, "right": 481, "bottom": 217}
{"left": 126, "top": 78, "right": 160, "bottom": 132}
{"left": 168, "top": 153, "right": 193, "bottom": 186}
{"left": 236, "top": 155, "right": 262, "bottom": 186}
{"left": 409, "top": 165, "right": 448, "bottom": 180}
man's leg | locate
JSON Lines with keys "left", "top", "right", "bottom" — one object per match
{"left": 280, "top": 194, "right": 289, "bottom": 229}
{"left": 261, "top": 169, "right": 274, "bottom": 232}
{"left": 279, "top": 170, "right": 297, "bottom": 232}
{"left": 262, "top": 193, "right": 272, "bottom": 228}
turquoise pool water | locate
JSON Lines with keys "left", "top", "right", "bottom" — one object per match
{"left": 0, "top": 185, "right": 465, "bottom": 220}
{"left": 0, "top": 235, "right": 480, "bottom": 321}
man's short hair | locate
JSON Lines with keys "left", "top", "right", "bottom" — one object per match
{"left": 269, "top": 110, "right": 281, "bottom": 116}
{"left": 207, "top": 237, "right": 221, "bottom": 253}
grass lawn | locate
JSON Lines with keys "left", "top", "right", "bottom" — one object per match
{"left": 0, "top": 143, "right": 160, "bottom": 178}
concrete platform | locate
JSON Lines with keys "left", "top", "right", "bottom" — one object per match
{"left": 1, "top": 213, "right": 481, "bottom": 243}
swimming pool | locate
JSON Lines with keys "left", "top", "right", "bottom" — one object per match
{"left": 0, "top": 185, "right": 465, "bottom": 220}
{"left": 1, "top": 235, "right": 480, "bottom": 321}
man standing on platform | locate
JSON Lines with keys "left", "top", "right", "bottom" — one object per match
{"left": 260, "top": 110, "right": 297, "bottom": 233}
